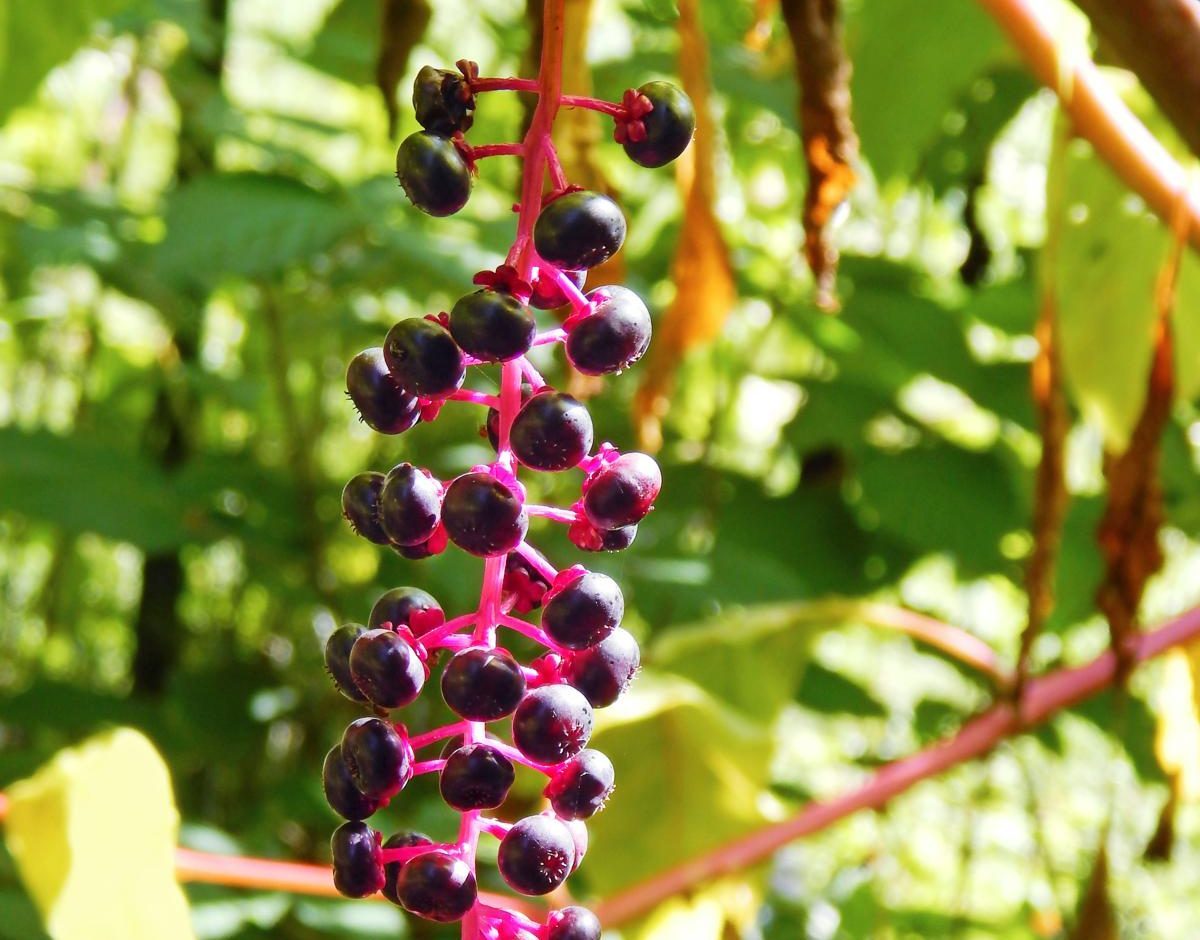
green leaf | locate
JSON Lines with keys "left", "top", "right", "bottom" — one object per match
{"left": 301, "top": 0, "right": 379, "bottom": 85}
{"left": 4, "top": 729, "right": 194, "bottom": 940}
{"left": 796, "top": 662, "right": 886, "bottom": 717}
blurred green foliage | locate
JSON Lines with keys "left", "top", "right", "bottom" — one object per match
{"left": 2, "top": 1, "right": 1200, "bottom": 938}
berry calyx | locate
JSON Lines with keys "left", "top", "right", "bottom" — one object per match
{"left": 378, "top": 463, "right": 443, "bottom": 547}
{"left": 547, "top": 906, "right": 603, "bottom": 940}
{"left": 563, "top": 627, "right": 640, "bottom": 708}
{"left": 534, "top": 191, "right": 627, "bottom": 270}
{"left": 346, "top": 348, "right": 421, "bottom": 434}
{"left": 618, "top": 81, "right": 695, "bottom": 168}
{"left": 566, "top": 285, "right": 652, "bottom": 376}
{"left": 395, "top": 132, "right": 473, "bottom": 217}
{"left": 530, "top": 267, "right": 586, "bottom": 310}
{"left": 383, "top": 317, "right": 466, "bottom": 399}
{"left": 542, "top": 570, "right": 623, "bottom": 650}
{"left": 439, "top": 743, "right": 515, "bottom": 810}
{"left": 324, "top": 623, "right": 369, "bottom": 703}
{"left": 412, "top": 65, "right": 475, "bottom": 135}
{"left": 442, "top": 471, "right": 529, "bottom": 557}
{"left": 395, "top": 850, "right": 478, "bottom": 922}
{"left": 441, "top": 647, "right": 527, "bottom": 721}
{"left": 568, "top": 517, "right": 638, "bottom": 552}
{"left": 340, "top": 717, "right": 411, "bottom": 800}
{"left": 323, "top": 745, "right": 383, "bottom": 820}
{"left": 349, "top": 629, "right": 427, "bottom": 709}
{"left": 342, "top": 472, "right": 389, "bottom": 545}
{"left": 583, "top": 451, "right": 661, "bottom": 529}
{"left": 544, "top": 749, "right": 615, "bottom": 820}
{"left": 512, "top": 684, "right": 594, "bottom": 764}
{"left": 449, "top": 289, "right": 536, "bottom": 362}
{"left": 511, "top": 390, "right": 594, "bottom": 472}
{"left": 497, "top": 815, "right": 576, "bottom": 896}
{"left": 331, "top": 821, "right": 385, "bottom": 898}
{"left": 368, "top": 586, "right": 444, "bottom": 634}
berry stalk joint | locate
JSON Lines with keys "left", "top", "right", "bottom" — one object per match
{"left": 321, "top": 5, "right": 694, "bottom": 939}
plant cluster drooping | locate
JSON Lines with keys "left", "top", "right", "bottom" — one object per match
{"left": 320, "top": 7, "right": 694, "bottom": 939}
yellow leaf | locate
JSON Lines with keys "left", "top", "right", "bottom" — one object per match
{"left": 1155, "top": 646, "right": 1200, "bottom": 800}
{"left": 4, "top": 728, "right": 195, "bottom": 940}
{"left": 626, "top": 878, "right": 762, "bottom": 940}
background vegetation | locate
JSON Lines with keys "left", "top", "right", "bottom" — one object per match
{"left": 2, "top": 0, "right": 1200, "bottom": 938}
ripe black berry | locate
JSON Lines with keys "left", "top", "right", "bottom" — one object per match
{"left": 325, "top": 623, "right": 368, "bottom": 703}
{"left": 383, "top": 317, "right": 465, "bottom": 399}
{"left": 511, "top": 391, "right": 594, "bottom": 472}
{"left": 412, "top": 65, "right": 475, "bottom": 134}
{"left": 368, "top": 586, "right": 444, "bottom": 634}
{"left": 441, "top": 471, "right": 529, "bottom": 557}
{"left": 379, "top": 463, "right": 443, "bottom": 547}
{"left": 485, "top": 383, "right": 534, "bottom": 452}
{"left": 395, "top": 132, "right": 472, "bottom": 217}
{"left": 563, "top": 627, "right": 640, "bottom": 708}
{"left": 349, "top": 629, "right": 426, "bottom": 709}
{"left": 544, "top": 749, "right": 615, "bottom": 820}
{"left": 441, "top": 647, "right": 526, "bottom": 721}
{"left": 512, "top": 685, "right": 593, "bottom": 764}
{"left": 323, "top": 745, "right": 383, "bottom": 820}
{"left": 547, "top": 906, "right": 603, "bottom": 940}
{"left": 583, "top": 452, "right": 661, "bottom": 529}
{"left": 439, "top": 743, "right": 515, "bottom": 810}
{"left": 346, "top": 348, "right": 421, "bottom": 434}
{"left": 395, "top": 850, "right": 477, "bottom": 922}
{"left": 568, "top": 517, "right": 638, "bottom": 553}
{"left": 331, "top": 821, "right": 385, "bottom": 898}
{"left": 497, "top": 815, "right": 576, "bottom": 896}
{"left": 341, "top": 717, "right": 410, "bottom": 800}
{"left": 530, "top": 267, "right": 586, "bottom": 310}
{"left": 381, "top": 831, "right": 433, "bottom": 906}
{"left": 566, "top": 286, "right": 652, "bottom": 376}
{"left": 622, "top": 81, "right": 695, "bottom": 168}
{"left": 449, "top": 289, "right": 536, "bottom": 362}
{"left": 342, "top": 472, "right": 389, "bottom": 545}
{"left": 533, "top": 191, "right": 626, "bottom": 270}
{"left": 542, "top": 571, "right": 623, "bottom": 650}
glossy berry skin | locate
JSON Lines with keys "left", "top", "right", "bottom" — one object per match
{"left": 381, "top": 831, "right": 433, "bottom": 906}
{"left": 439, "top": 743, "right": 515, "bottom": 810}
{"left": 324, "top": 623, "right": 368, "bottom": 703}
{"left": 497, "top": 815, "right": 576, "bottom": 896}
{"left": 395, "top": 132, "right": 472, "bottom": 217}
{"left": 567, "top": 285, "right": 652, "bottom": 376}
{"left": 449, "top": 289, "right": 536, "bottom": 362}
{"left": 511, "top": 391, "right": 594, "bottom": 472}
{"left": 563, "top": 627, "right": 640, "bottom": 708}
{"left": 412, "top": 65, "right": 474, "bottom": 134}
{"left": 568, "top": 517, "right": 638, "bottom": 553}
{"left": 342, "top": 472, "right": 389, "bottom": 545}
{"left": 547, "top": 906, "right": 603, "bottom": 940}
{"left": 441, "top": 471, "right": 529, "bottom": 557}
{"left": 530, "top": 267, "right": 586, "bottom": 310}
{"left": 323, "top": 745, "right": 383, "bottom": 820}
{"left": 341, "top": 717, "right": 411, "bottom": 800}
{"left": 583, "top": 452, "right": 662, "bottom": 529}
{"left": 534, "top": 191, "right": 626, "bottom": 270}
{"left": 623, "top": 81, "right": 696, "bottom": 168}
{"left": 542, "top": 571, "right": 623, "bottom": 650}
{"left": 513, "top": 685, "right": 594, "bottom": 764}
{"left": 441, "top": 647, "right": 526, "bottom": 721}
{"left": 545, "top": 749, "right": 615, "bottom": 820}
{"left": 331, "top": 822, "right": 385, "bottom": 898}
{"left": 379, "top": 464, "right": 443, "bottom": 547}
{"left": 395, "top": 850, "right": 477, "bottom": 923}
{"left": 368, "top": 586, "right": 443, "bottom": 634}
{"left": 384, "top": 318, "right": 465, "bottom": 399}
{"left": 349, "top": 629, "right": 426, "bottom": 709}
{"left": 346, "top": 348, "right": 421, "bottom": 434}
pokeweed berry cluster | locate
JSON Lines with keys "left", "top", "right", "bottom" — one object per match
{"left": 321, "top": 17, "right": 693, "bottom": 940}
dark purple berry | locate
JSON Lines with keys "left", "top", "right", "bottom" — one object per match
{"left": 331, "top": 821, "right": 385, "bottom": 898}
{"left": 349, "top": 629, "right": 426, "bottom": 709}
{"left": 485, "top": 383, "right": 534, "bottom": 452}
{"left": 442, "top": 471, "right": 528, "bottom": 557}
{"left": 511, "top": 391, "right": 594, "bottom": 472}
{"left": 583, "top": 452, "right": 661, "bottom": 529}
{"left": 383, "top": 317, "right": 465, "bottom": 399}
{"left": 534, "top": 191, "right": 626, "bottom": 270}
{"left": 441, "top": 647, "right": 526, "bottom": 721}
{"left": 563, "top": 627, "right": 640, "bottom": 708}
{"left": 368, "top": 586, "right": 444, "bottom": 635}
{"left": 325, "top": 623, "right": 369, "bottom": 703}
{"left": 379, "top": 463, "right": 443, "bottom": 547}
{"left": 568, "top": 517, "right": 638, "bottom": 553}
{"left": 342, "top": 472, "right": 389, "bottom": 545}
{"left": 340, "top": 717, "right": 411, "bottom": 800}
{"left": 622, "top": 81, "right": 695, "bottom": 168}
{"left": 544, "top": 749, "right": 615, "bottom": 820}
{"left": 323, "top": 745, "right": 383, "bottom": 820}
{"left": 395, "top": 132, "right": 472, "bottom": 217}
{"left": 566, "top": 818, "right": 589, "bottom": 871}
{"left": 497, "top": 815, "right": 576, "bottom": 896}
{"left": 547, "top": 906, "right": 603, "bottom": 940}
{"left": 530, "top": 267, "right": 586, "bottom": 310}
{"left": 346, "top": 348, "right": 421, "bottom": 434}
{"left": 395, "top": 850, "right": 477, "bottom": 923}
{"left": 449, "top": 289, "right": 536, "bottom": 363}
{"left": 512, "top": 685, "right": 593, "bottom": 764}
{"left": 412, "top": 65, "right": 475, "bottom": 135}
{"left": 566, "top": 285, "right": 652, "bottom": 376}
{"left": 381, "top": 832, "right": 433, "bottom": 906}
{"left": 439, "top": 743, "right": 515, "bottom": 810}
{"left": 542, "top": 571, "right": 623, "bottom": 650}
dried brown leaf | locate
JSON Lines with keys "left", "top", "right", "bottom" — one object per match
{"left": 1070, "top": 847, "right": 1118, "bottom": 940}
